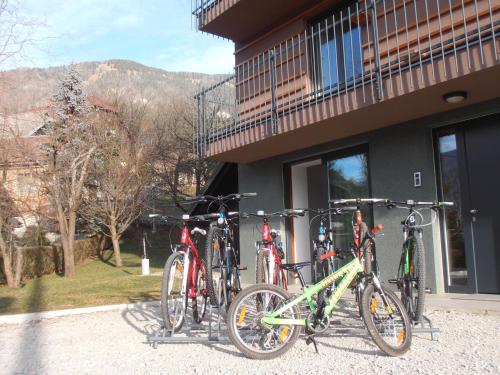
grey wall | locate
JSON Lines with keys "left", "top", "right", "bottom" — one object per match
{"left": 237, "top": 99, "right": 500, "bottom": 290}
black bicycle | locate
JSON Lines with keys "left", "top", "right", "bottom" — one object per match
{"left": 185, "top": 193, "right": 257, "bottom": 310}
{"left": 385, "top": 200, "right": 453, "bottom": 323}
{"left": 307, "top": 206, "right": 357, "bottom": 283}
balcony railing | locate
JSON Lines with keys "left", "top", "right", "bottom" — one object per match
{"left": 191, "top": 0, "right": 239, "bottom": 30}
{"left": 194, "top": 0, "right": 500, "bottom": 158}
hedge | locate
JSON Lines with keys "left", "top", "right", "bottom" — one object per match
{"left": 0, "top": 235, "right": 108, "bottom": 282}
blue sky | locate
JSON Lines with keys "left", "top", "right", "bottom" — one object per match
{"left": 13, "top": 0, "right": 235, "bottom": 74}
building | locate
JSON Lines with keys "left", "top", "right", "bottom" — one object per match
{"left": 192, "top": 0, "right": 500, "bottom": 294}
{"left": 0, "top": 97, "right": 116, "bottom": 238}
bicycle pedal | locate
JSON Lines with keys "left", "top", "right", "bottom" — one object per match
{"left": 238, "top": 265, "right": 248, "bottom": 271}
{"left": 388, "top": 279, "right": 399, "bottom": 284}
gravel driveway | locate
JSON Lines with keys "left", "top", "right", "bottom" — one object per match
{"left": 0, "top": 301, "right": 499, "bottom": 375}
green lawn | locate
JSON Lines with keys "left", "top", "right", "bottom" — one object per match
{"left": 0, "top": 228, "right": 178, "bottom": 315}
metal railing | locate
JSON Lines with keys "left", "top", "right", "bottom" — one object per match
{"left": 191, "top": 0, "right": 239, "bottom": 30}
{"left": 194, "top": 0, "right": 500, "bottom": 157}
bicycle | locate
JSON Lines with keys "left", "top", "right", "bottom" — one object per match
{"left": 249, "top": 209, "right": 305, "bottom": 290}
{"left": 307, "top": 206, "right": 357, "bottom": 283}
{"left": 227, "top": 220, "right": 412, "bottom": 359}
{"left": 330, "top": 199, "right": 385, "bottom": 312}
{"left": 385, "top": 200, "right": 453, "bottom": 323}
{"left": 185, "top": 193, "right": 257, "bottom": 310}
{"left": 149, "top": 213, "right": 209, "bottom": 332}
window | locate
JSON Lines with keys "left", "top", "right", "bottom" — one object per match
{"left": 310, "top": 3, "right": 364, "bottom": 94}
{"left": 16, "top": 172, "right": 37, "bottom": 196}
{"left": 437, "top": 132, "right": 467, "bottom": 286}
{"left": 327, "top": 150, "right": 370, "bottom": 251}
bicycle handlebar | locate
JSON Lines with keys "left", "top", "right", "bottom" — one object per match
{"left": 386, "top": 200, "right": 454, "bottom": 209}
{"left": 246, "top": 208, "right": 306, "bottom": 218}
{"left": 330, "top": 198, "right": 388, "bottom": 205}
{"left": 183, "top": 192, "right": 257, "bottom": 204}
{"left": 306, "top": 206, "right": 358, "bottom": 214}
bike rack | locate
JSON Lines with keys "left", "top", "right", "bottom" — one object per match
{"left": 412, "top": 315, "right": 439, "bottom": 340}
{"left": 147, "top": 300, "right": 229, "bottom": 348}
{"left": 324, "top": 315, "right": 439, "bottom": 341}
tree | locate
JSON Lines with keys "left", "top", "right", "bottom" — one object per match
{"left": 0, "top": 0, "right": 41, "bottom": 66}
{"left": 152, "top": 97, "right": 217, "bottom": 207}
{"left": 80, "top": 105, "right": 152, "bottom": 267}
{"left": 0, "top": 135, "right": 23, "bottom": 287}
{"left": 38, "top": 67, "right": 95, "bottom": 277}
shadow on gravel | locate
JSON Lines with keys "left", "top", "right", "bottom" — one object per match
{"left": 121, "top": 294, "right": 162, "bottom": 336}
{"left": 16, "top": 277, "right": 45, "bottom": 373}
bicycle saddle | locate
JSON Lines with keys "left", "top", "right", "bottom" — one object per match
{"left": 281, "top": 261, "right": 311, "bottom": 271}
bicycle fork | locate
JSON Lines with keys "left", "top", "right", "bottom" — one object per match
{"left": 371, "top": 273, "right": 395, "bottom": 316}
{"left": 181, "top": 250, "right": 190, "bottom": 299}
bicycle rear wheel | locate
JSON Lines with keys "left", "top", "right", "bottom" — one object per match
{"left": 227, "top": 284, "right": 301, "bottom": 360}
{"left": 360, "top": 283, "right": 412, "bottom": 356}
{"left": 161, "top": 251, "right": 187, "bottom": 332}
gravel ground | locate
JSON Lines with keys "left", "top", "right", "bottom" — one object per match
{"left": 0, "top": 301, "right": 499, "bottom": 375}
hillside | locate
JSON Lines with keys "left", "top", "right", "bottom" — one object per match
{"left": 0, "top": 59, "right": 228, "bottom": 113}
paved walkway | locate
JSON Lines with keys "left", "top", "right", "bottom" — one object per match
{"left": 0, "top": 298, "right": 499, "bottom": 374}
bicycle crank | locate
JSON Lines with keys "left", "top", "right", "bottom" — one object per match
{"left": 306, "top": 311, "right": 330, "bottom": 334}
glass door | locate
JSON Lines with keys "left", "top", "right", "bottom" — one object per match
{"left": 324, "top": 147, "right": 371, "bottom": 252}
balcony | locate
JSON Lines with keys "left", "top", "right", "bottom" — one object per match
{"left": 194, "top": 0, "right": 500, "bottom": 162}
{"left": 191, "top": 0, "right": 328, "bottom": 43}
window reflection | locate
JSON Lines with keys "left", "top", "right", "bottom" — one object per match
{"left": 438, "top": 133, "right": 467, "bottom": 286}
{"left": 311, "top": 7, "right": 363, "bottom": 94}
{"left": 327, "top": 153, "right": 370, "bottom": 252}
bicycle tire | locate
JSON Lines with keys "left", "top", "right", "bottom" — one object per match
{"left": 360, "top": 283, "right": 412, "bottom": 356}
{"left": 255, "top": 247, "right": 267, "bottom": 284}
{"left": 191, "top": 258, "right": 208, "bottom": 324}
{"left": 205, "top": 225, "right": 223, "bottom": 306}
{"left": 161, "top": 251, "right": 187, "bottom": 332}
{"left": 407, "top": 234, "right": 426, "bottom": 323}
{"left": 227, "top": 284, "right": 302, "bottom": 360}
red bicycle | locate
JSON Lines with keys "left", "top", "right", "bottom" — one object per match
{"left": 150, "top": 213, "right": 209, "bottom": 332}
{"left": 250, "top": 209, "right": 305, "bottom": 289}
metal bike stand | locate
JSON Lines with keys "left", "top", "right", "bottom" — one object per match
{"left": 412, "top": 315, "right": 439, "bottom": 341}
{"left": 148, "top": 301, "right": 229, "bottom": 348}
{"left": 322, "top": 316, "right": 439, "bottom": 340}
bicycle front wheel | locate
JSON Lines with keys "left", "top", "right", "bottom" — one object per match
{"left": 205, "top": 225, "right": 223, "bottom": 306}
{"left": 161, "top": 251, "right": 187, "bottom": 332}
{"left": 191, "top": 259, "right": 208, "bottom": 324}
{"left": 361, "top": 283, "right": 412, "bottom": 356}
{"left": 227, "top": 284, "right": 301, "bottom": 360}
{"left": 406, "top": 235, "right": 426, "bottom": 323}
{"left": 255, "top": 247, "right": 268, "bottom": 284}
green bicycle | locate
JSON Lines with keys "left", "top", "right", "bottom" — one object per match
{"left": 227, "top": 248, "right": 412, "bottom": 359}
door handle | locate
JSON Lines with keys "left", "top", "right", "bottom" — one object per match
{"left": 469, "top": 209, "right": 478, "bottom": 215}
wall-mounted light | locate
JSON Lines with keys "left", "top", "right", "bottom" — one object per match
{"left": 443, "top": 91, "right": 467, "bottom": 104}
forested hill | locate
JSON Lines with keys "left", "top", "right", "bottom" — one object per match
{"left": 0, "top": 59, "right": 228, "bottom": 113}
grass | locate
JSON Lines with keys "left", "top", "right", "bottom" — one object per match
{"left": 0, "top": 227, "right": 179, "bottom": 315}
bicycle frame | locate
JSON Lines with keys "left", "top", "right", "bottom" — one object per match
{"left": 261, "top": 257, "right": 364, "bottom": 326}
{"left": 177, "top": 222, "right": 205, "bottom": 299}
{"left": 259, "top": 218, "right": 287, "bottom": 289}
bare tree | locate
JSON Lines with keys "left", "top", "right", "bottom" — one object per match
{"left": 152, "top": 97, "right": 217, "bottom": 206}
{"left": 38, "top": 68, "right": 95, "bottom": 277}
{"left": 0, "top": 0, "right": 42, "bottom": 66}
{"left": 80, "top": 105, "right": 152, "bottom": 267}
{"left": 0, "top": 134, "right": 23, "bottom": 287}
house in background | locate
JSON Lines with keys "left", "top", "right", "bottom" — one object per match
{"left": 192, "top": 0, "right": 500, "bottom": 294}
{"left": 0, "top": 96, "right": 116, "bottom": 240}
